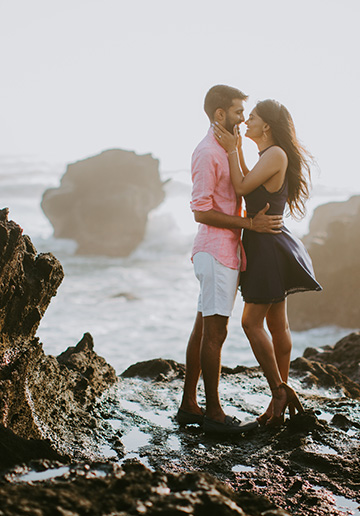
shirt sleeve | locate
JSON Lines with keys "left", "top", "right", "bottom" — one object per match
{"left": 190, "top": 149, "right": 217, "bottom": 212}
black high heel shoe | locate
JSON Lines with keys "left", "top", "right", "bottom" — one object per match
{"left": 257, "top": 399, "right": 281, "bottom": 426}
{"left": 266, "top": 383, "right": 304, "bottom": 427}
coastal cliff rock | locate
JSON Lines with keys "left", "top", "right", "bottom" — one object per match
{"left": 41, "top": 149, "right": 165, "bottom": 256}
{"left": 288, "top": 195, "right": 360, "bottom": 330}
{"left": 0, "top": 209, "right": 117, "bottom": 460}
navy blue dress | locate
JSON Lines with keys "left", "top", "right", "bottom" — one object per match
{"left": 240, "top": 170, "right": 322, "bottom": 304}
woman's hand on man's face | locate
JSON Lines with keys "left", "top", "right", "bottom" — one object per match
{"left": 212, "top": 122, "right": 239, "bottom": 153}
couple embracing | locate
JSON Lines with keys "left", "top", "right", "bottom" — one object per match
{"left": 177, "top": 85, "right": 321, "bottom": 434}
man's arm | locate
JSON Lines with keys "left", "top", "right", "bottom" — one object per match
{"left": 194, "top": 203, "right": 283, "bottom": 234}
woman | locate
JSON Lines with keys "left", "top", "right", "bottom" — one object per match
{"left": 213, "top": 99, "right": 321, "bottom": 426}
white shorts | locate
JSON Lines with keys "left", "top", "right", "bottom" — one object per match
{"left": 193, "top": 252, "right": 239, "bottom": 317}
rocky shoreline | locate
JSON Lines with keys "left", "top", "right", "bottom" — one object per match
{"left": 1, "top": 211, "right": 360, "bottom": 515}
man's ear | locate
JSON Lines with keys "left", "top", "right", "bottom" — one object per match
{"left": 214, "top": 108, "right": 226, "bottom": 123}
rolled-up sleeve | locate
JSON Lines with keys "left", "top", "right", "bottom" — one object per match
{"left": 190, "top": 150, "right": 217, "bottom": 212}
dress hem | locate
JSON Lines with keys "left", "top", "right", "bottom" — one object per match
{"left": 241, "top": 285, "right": 322, "bottom": 305}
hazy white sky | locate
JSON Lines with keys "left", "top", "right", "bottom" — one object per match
{"left": 1, "top": 0, "right": 359, "bottom": 190}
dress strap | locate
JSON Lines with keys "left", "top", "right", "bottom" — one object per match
{"left": 258, "top": 145, "right": 276, "bottom": 157}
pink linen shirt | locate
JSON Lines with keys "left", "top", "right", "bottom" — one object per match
{"left": 190, "top": 128, "right": 245, "bottom": 271}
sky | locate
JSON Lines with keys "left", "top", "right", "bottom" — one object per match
{"left": 1, "top": 0, "right": 360, "bottom": 191}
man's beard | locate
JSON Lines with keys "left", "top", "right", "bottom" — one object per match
{"left": 224, "top": 119, "right": 236, "bottom": 134}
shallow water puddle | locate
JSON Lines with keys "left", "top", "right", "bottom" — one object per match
{"left": 231, "top": 464, "right": 255, "bottom": 474}
{"left": 311, "top": 444, "right": 338, "bottom": 456}
{"left": 107, "top": 418, "right": 123, "bottom": 430}
{"left": 304, "top": 437, "right": 338, "bottom": 456}
{"left": 346, "top": 429, "right": 357, "bottom": 437}
{"left": 316, "top": 410, "right": 333, "bottom": 423}
{"left": 333, "top": 494, "right": 360, "bottom": 515}
{"left": 122, "top": 428, "right": 151, "bottom": 451}
{"left": 167, "top": 435, "right": 181, "bottom": 451}
{"left": 120, "top": 399, "right": 173, "bottom": 429}
{"left": 100, "top": 444, "right": 118, "bottom": 459}
{"left": 313, "top": 485, "right": 360, "bottom": 515}
{"left": 17, "top": 466, "right": 70, "bottom": 483}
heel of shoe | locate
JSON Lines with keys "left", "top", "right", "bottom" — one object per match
{"left": 266, "top": 384, "right": 287, "bottom": 427}
{"left": 257, "top": 412, "right": 269, "bottom": 426}
{"left": 266, "top": 382, "right": 303, "bottom": 427}
{"left": 288, "top": 402, "right": 295, "bottom": 418}
{"left": 257, "top": 399, "right": 274, "bottom": 426}
{"left": 282, "top": 383, "right": 304, "bottom": 414}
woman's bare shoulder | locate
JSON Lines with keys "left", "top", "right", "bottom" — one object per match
{"left": 267, "top": 145, "right": 287, "bottom": 156}
{"left": 263, "top": 145, "right": 288, "bottom": 164}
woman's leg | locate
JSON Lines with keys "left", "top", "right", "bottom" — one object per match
{"left": 266, "top": 300, "right": 292, "bottom": 383}
{"left": 242, "top": 303, "right": 284, "bottom": 390}
{"left": 242, "top": 302, "right": 287, "bottom": 421}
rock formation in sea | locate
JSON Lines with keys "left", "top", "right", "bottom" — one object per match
{"left": 41, "top": 149, "right": 165, "bottom": 256}
{"left": 1, "top": 209, "right": 360, "bottom": 516}
{"left": 288, "top": 194, "right": 360, "bottom": 330}
{"left": 0, "top": 208, "right": 117, "bottom": 459}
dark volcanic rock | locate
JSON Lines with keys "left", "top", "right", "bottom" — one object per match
{"left": 0, "top": 207, "right": 63, "bottom": 341}
{"left": 91, "top": 353, "right": 360, "bottom": 516}
{"left": 0, "top": 425, "right": 65, "bottom": 471}
{"left": 2, "top": 345, "right": 360, "bottom": 515}
{"left": 291, "top": 356, "right": 360, "bottom": 398}
{"left": 287, "top": 195, "right": 360, "bottom": 329}
{"left": 0, "top": 462, "right": 291, "bottom": 516}
{"left": 41, "top": 149, "right": 165, "bottom": 256}
{"left": 0, "top": 210, "right": 117, "bottom": 461}
{"left": 122, "top": 358, "right": 185, "bottom": 381}
{"left": 290, "top": 332, "right": 360, "bottom": 398}
{"left": 302, "top": 331, "right": 360, "bottom": 385}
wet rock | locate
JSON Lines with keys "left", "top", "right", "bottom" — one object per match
{"left": 303, "top": 332, "right": 360, "bottom": 385}
{"left": 41, "top": 149, "right": 165, "bottom": 256}
{"left": 288, "top": 195, "right": 360, "bottom": 329}
{"left": 0, "top": 461, "right": 291, "bottom": 516}
{"left": 290, "top": 356, "right": 360, "bottom": 398}
{"left": 0, "top": 207, "right": 63, "bottom": 341}
{"left": 2, "top": 345, "right": 360, "bottom": 515}
{"left": 57, "top": 332, "right": 118, "bottom": 401}
{"left": 100, "top": 351, "right": 360, "bottom": 516}
{"left": 0, "top": 425, "right": 66, "bottom": 471}
{"left": 122, "top": 358, "right": 185, "bottom": 381}
{"left": 0, "top": 211, "right": 117, "bottom": 460}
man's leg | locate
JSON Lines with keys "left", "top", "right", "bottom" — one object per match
{"left": 178, "top": 252, "right": 253, "bottom": 431}
{"left": 179, "top": 311, "right": 203, "bottom": 415}
{"left": 201, "top": 314, "right": 228, "bottom": 422}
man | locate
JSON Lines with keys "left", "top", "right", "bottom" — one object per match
{"left": 177, "top": 85, "right": 283, "bottom": 434}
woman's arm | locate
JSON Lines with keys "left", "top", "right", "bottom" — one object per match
{"left": 230, "top": 147, "right": 287, "bottom": 196}
{"left": 213, "top": 124, "right": 287, "bottom": 196}
{"left": 237, "top": 146, "right": 251, "bottom": 176}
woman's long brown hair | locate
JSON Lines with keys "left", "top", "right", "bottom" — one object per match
{"left": 255, "top": 99, "right": 312, "bottom": 218}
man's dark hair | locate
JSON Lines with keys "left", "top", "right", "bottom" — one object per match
{"left": 204, "top": 85, "right": 248, "bottom": 121}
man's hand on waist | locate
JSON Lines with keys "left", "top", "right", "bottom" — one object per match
{"left": 251, "top": 203, "right": 283, "bottom": 234}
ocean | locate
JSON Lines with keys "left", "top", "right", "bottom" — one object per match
{"left": 0, "top": 154, "right": 353, "bottom": 374}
